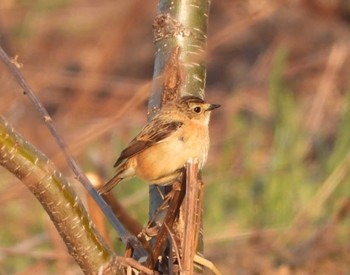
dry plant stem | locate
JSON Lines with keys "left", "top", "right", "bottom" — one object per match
{"left": 115, "top": 256, "right": 153, "bottom": 275}
{"left": 0, "top": 45, "right": 147, "bottom": 258}
{"left": 182, "top": 159, "right": 203, "bottom": 274}
{"left": 164, "top": 222, "right": 183, "bottom": 272}
{"left": 146, "top": 180, "right": 186, "bottom": 269}
{"left": 305, "top": 43, "right": 347, "bottom": 139}
{"left": 193, "top": 255, "right": 222, "bottom": 275}
{"left": 0, "top": 117, "right": 122, "bottom": 274}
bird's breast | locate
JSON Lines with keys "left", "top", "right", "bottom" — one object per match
{"left": 134, "top": 121, "right": 209, "bottom": 184}
{"left": 170, "top": 122, "right": 209, "bottom": 170}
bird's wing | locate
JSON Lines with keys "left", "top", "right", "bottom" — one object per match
{"left": 113, "top": 120, "right": 183, "bottom": 168}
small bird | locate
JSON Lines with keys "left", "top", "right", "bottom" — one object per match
{"left": 98, "top": 96, "right": 220, "bottom": 194}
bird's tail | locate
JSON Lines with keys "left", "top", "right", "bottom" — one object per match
{"left": 98, "top": 174, "right": 122, "bottom": 195}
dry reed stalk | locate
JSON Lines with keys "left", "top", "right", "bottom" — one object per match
{"left": 182, "top": 159, "right": 203, "bottom": 274}
{"left": 145, "top": 179, "right": 185, "bottom": 270}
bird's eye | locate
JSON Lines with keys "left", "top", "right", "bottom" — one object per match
{"left": 193, "top": 106, "right": 201, "bottom": 113}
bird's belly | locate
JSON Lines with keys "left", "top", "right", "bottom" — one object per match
{"left": 134, "top": 132, "right": 208, "bottom": 184}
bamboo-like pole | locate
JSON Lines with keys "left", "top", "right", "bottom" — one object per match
{"left": 0, "top": 117, "right": 123, "bottom": 274}
{"left": 148, "top": 0, "right": 210, "bottom": 272}
{"left": 149, "top": 0, "right": 210, "bottom": 112}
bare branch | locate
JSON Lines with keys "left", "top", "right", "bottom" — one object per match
{"left": 146, "top": 179, "right": 185, "bottom": 270}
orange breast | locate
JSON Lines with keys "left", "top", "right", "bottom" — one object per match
{"left": 134, "top": 121, "right": 209, "bottom": 184}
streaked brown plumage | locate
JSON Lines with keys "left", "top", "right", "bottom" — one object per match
{"left": 98, "top": 96, "right": 220, "bottom": 194}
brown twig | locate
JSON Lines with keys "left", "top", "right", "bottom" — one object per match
{"left": 305, "top": 43, "right": 347, "bottom": 135}
{"left": 116, "top": 256, "right": 154, "bottom": 275}
{"left": 146, "top": 178, "right": 186, "bottom": 270}
{"left": 164, "top": 222, "right": 183, "bottom": 272}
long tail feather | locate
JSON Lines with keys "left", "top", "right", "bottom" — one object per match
{"left": 98, "top": 174, "right": 122, "bottom": 195}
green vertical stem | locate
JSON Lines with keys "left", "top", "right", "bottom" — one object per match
{"left": 150, "top": 0, "right": 210, "bottom": 113}
{"left": 149, "top": 0, "right": 210, "bottom": 271}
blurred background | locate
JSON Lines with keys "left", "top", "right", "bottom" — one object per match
{"left": 1, "top": 0, "right": 350, "bottom": 274}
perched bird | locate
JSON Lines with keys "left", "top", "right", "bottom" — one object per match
{"left": 98, "top": 96, "right": 220, "bottom": 194}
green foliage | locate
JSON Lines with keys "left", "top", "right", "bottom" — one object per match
{"left": 328, "top": 90, "right": 350, "bottom": 170}
{"left": 204, "top": 47, "right": 350, "bottom": 235}
{"left": 325, "top": 89, "right": 350, "bottom": 208}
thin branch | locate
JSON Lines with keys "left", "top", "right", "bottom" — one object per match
{"left": 164, "top": 222, "right": 183, "bottom": 272}
{"left": 0, "top": 45, "right": 147, "bottom": 258}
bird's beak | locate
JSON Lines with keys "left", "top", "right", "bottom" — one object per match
{"left": 207, "top": 103, "right": 221, "bottom": 111}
